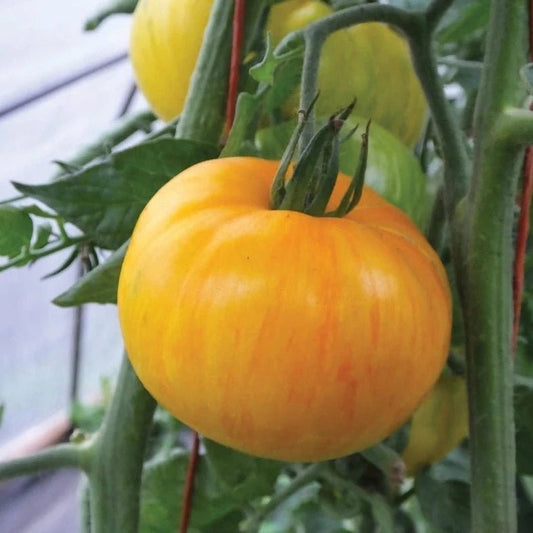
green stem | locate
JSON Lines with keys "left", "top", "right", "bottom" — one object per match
{"left": 175, "top": 0, "right": 268, "bottom": 145}
{"left": 408, "top": 19, "right": 470, "bottom": 217}
{"left": 494, "top": 107, "right": 533, "bottom": 145}
{"left": 53, "top": 110, "right": 156, "bottom": 179}
{"left": 300, "top": 2, "right": 470, "bottom": 216}
{"left": 241, "top": 462, "right": 325, "bottom": 531}
{"left": 0, "top": 442, "right": 90, "bottom": 480}
{"left": 462, "top": 1, "right": 528, "bottom": 531}
{"left": 0, "top": 235, "right": 86, "bottom": 272}
{"left": 87, "top": 355, "right": 156, "bottom": 533}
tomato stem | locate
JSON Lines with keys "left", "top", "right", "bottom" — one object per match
{"left": 272, "top": 102, "right": 369, "bottom": 217}
{"left": 0, "top": 442, "right": 90, "bottom": 480}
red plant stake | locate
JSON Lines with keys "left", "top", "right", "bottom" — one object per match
{"left": 512, "top": 0, "right": 533, "bottom": 352}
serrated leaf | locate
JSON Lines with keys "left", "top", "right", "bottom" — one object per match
{"left": 515, "top": 376, "right": 533, "bottom": 475}
{"left": 0, "top": 206, "right": 33, "bottom": 257}
{"left": 140, "top": 449, "right": 244, "bottom": 533}
{"left": 53, "top": 241, "right": 127, "bottom": 306}
{"left": 415, "top": 470, "right": 471, "bottom": 533}
{"left": 14, "top": 138, "right": 218, "bottom": 250}
{"left": 249, "top": 33, "right": 304, "bottom": 85}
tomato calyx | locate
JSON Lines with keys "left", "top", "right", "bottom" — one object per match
{"left": 270, "top": 100, "right": 370, "bottom": 217}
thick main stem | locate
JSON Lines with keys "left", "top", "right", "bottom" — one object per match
{"left": 88, "top": 356, "right": 156, "bottom": 533}
{"left": 175, "top": 0, "right": 234, "bottom": 144}
{"left": 462, "top": 1, "right": 528, "bottom": 532}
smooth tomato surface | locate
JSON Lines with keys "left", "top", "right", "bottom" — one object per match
{"left": 402, "top": 374, "right": 468, "bottom": 476}
{"left": 118, "top": 157, "right": 451, "bottom": 461}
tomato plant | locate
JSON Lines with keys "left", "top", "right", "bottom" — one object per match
{"left": 130, "top": 0, "right": 426, "bottom": 146}
{"left": 0, "top": 1, "right": 532, "bottom": 533}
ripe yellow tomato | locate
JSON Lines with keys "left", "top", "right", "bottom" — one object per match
{"left": 130, "top": 0, "right": 427, "bottom": 146}
{"left": 130, "top": 0, "right": 213, "bottom": 121}
{"left": 402, "top": 374, "right": 469, "bottom": 476}
{"left": 118, "top": 157, "right": 452, "bottom": 461}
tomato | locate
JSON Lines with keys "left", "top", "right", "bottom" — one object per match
{"left": 402, "top": 374, "right": 468, "bottom": 476}
{"left": 256, "top": 117, "right": 430, "bottom": 229}
{"left": 130, "top": 0, "right": 427, "bottom": 146}
{"left": 118, "top": 157, "right": 452, "bottom": 462}
{"left": 269, "top": 3, "right": 427, "bottom": 147}
{"left": 129, "top": 0, "right": 213, "bottom": 121}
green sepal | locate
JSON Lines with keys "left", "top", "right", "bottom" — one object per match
{"left": 328, "top": 120, "right": 370, "bottom": 217}
{"left": 273, "top": 101, "right": 367, "bottom": 218}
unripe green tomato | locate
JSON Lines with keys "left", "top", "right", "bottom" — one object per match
{"left": 402, "top": 374, "right": 469, "bottom": 476}
{"left": 255, "top": 117, "right": 430, "bottom": 229}
{"left": 268, "top": 2, "right": 427, "bottom": 146}
{"left": 130, "top": 0, "right": 427, "bottom": 146}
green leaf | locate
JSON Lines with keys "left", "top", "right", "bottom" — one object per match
{"left": 437, "top": 1, "right": 490, "bottom": 45}
{"left": 515, "top": 376, "right": 533, "bottom": 475}
{"left": 53, "top": 241, "right": 127, "bottom": 306}
{"left": 140, "top": 449, "right": 236, "bottom": 533}
{"left": 141, "top": 441, "right": 282, "bottom": 533}
{"left": 32, "top": 223, "right": 53, "bottom": 250}
{"left": 415, "top": 470, "right": 471, "bottom": 533}
{"left": 431, "top": 445, "right": 471, "bottom": 484}
{"left": 203, "top": 439, "right": 282, "bottom": 502}
{"left": 0, "top": 206, "right": 33, "bottom": 257}
{"left": 14, "top": 138, "right": 218, "bottom": 250}
{"left": 0, "top": 404, "right": 4, "bottom": 427}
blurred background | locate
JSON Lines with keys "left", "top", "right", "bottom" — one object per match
{"left": 0, "top": 2, "right": 145, "bottom": 530}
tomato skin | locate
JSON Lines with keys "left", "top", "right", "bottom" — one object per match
{"left": 129, "top": 0, "right": 213, "bottom": 121}
{"left": 118, "top": 157, "right": 451, "bottom": 461}
{"left": 130, "top": 0, "right": 426, "bottom": 146}
{"left": 402, "top": 374, "right": 468, "bottom": 476}
{"left": 256, "top": 117, "right": 430, "bottom": 229}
